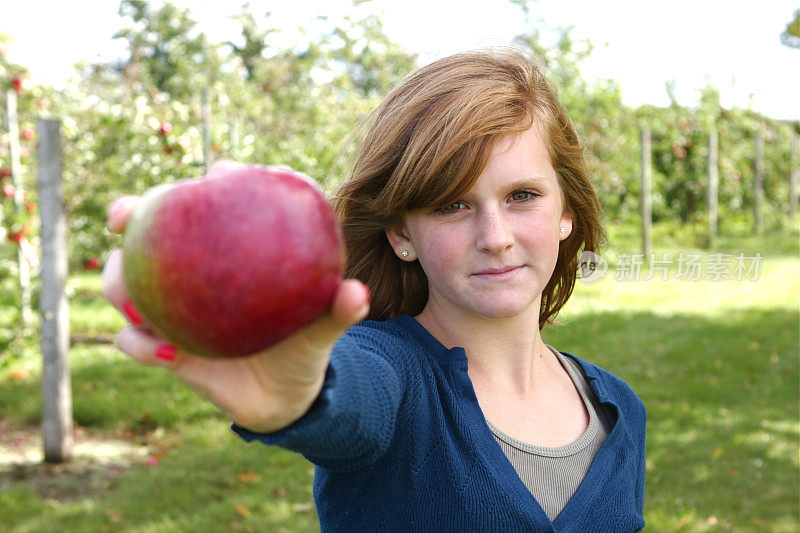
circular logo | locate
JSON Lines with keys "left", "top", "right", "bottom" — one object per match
{"left": 577, "top": 251, "right": 608, "bottom": 283}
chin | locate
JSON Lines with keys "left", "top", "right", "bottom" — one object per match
{"left": 467, "top": 299, "right": 539, "bottom": 321}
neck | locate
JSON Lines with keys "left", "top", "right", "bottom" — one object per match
{"left": 415, "top": 303, "right": 552, "bottom": 395}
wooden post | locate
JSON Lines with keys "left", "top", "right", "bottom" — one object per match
{"left": 202, "top": 88, "right": 212, "bottom": 174}
{"left": 640, "top": 125, "right": 652, "bottom": 257}
{"left": 708, "top": 129, "right": 719, "bottom": 248}
{"left": 791, "top": 133, "right": 799, "bottom": 223}
{"left": 5, "top": 90, "right": 33, "bottom": 329}
{"left": 754, "top": 132, "right": 764, "bottom": 234}
{"left": 38, "top": 118, "right": 73, "bottom": 463}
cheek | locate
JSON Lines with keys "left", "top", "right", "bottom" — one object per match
{"left": 412, "top": 226, "right": 465, "bottom": 276}
{"left": 418, "top": 237, "right": 459, "bottom": 271}
{"left": 516, "top": 215, "right": 563, "bottom": 261}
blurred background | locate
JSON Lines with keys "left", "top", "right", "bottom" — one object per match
{"left": 0, "top": 1, "right": 798, "bottom": 531}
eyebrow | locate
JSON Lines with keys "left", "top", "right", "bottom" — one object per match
{"left": 506, "top": 177, "right": 550, "bottom": 189}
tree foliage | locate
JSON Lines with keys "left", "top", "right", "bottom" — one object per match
{"left": 0, "top": 1, "right": 797, "bottom": 352}
{"left": 781, "top": 8, "right": 800, "bottom": 49}
{"left": 54, "top": 0, "right": 417, "bottom": 270}
{"left": 515, "top": 25, "right": 798, "bottom": 240}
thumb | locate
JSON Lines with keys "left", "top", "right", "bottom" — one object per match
{"left": 330, "top": 279, "right": 371, "bottom": 325}
{"left": 297, "top": 279, "right": 370, "bottom": 351}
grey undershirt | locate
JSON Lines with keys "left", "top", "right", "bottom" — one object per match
{"left": 485, "top": 346, "right": 614, "bottom": 522}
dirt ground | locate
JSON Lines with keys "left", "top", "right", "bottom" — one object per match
{"left": 0, "top": 422, "right": 149, "bottom": 502}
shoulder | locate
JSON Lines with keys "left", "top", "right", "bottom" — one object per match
{"left": 342, "top": 316, "right": 414, "bottom": 351}
{"left": 335, "top": 315, "right": 425, "bottom": 369}
{"left": 561, "top": 351, "right": 647, "bottom": 429}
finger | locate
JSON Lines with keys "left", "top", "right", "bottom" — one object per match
{"left": 102, "top": 249, "right": 151, "bottom": 328}
{"left": 297, "top": 279, "right": 370, "bottom": 351}
{"left": 330, "top": 279, "right": 371, "bottom": 325}
{"left": 207, "top": 159, "right": 245, "bottom": 178}
{"left": 116, "top": 326, "right": 180, "bottom": 366}
{"left": 102, "top": 249, "right": 128, "bottom": 309}
{"left": 107, "top": 195, "right": 140, "bottom": 234}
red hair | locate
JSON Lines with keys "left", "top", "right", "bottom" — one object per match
{"left": 334, "top": 48, "right": 605, "bottom": 329}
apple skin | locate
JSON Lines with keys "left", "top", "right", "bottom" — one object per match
{"left": 122, "top": 165, "right": 345, "bottom": 359}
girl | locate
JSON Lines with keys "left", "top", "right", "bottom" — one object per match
{"left": 104, "top": 48, "right": 646, "bottom": 532}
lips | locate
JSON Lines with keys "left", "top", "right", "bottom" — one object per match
{"left": 472, "top": 265, "right": 523, "bottom": 277}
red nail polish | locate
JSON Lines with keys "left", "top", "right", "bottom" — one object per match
{"left": 156, "top": 344, "right": 176, "bottom": 361}
{"left": 123, "top": 300, "right": 143, "bottom": 325}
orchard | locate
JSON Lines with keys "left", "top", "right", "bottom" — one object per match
{"left": 2, "top": 5, "right": 796, "bottom": 313}
{"left": 0, "top": 2, "right": 798, "bottom": 531}
{"left": 0, "top": 0, "right": 796, "bottom": 385}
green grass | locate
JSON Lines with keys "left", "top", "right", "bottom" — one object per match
{"left": 1, "top": 226, "right": 797, "bottom": 532}
{"left": 67, "top": 271, "right": 127, "bottom": 338}
{"left": 0, "top": 345, "right": 319, "bottom": 532}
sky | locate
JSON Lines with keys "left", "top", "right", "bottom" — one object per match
{"left": 1, "top": 0, "right": 798, "bottom": 120}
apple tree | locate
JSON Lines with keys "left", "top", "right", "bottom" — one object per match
{"left": 57, "top": 1, "right": 416, "bottom": 268}
{"left": 0, "top": 33, "right": 52, "bottom": 362}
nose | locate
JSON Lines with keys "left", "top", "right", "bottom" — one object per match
{"left": 476, "top": 208, "right": 514, "bottom": 254}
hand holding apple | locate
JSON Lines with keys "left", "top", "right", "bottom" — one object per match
{"left": 103, "top": 160, "right": 371, "bottom": 433}
{"left": 122, "top": 162, "right": 345, "bottom": 358}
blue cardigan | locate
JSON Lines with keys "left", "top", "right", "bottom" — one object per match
{"left": 234, "top": 314, "right": 647, "bottom": 532}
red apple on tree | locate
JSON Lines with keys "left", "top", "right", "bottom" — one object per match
{"left": 11, "top": 77, "right": 23, "bottom": 95}
{"left": 21, "top": 129, "right": 35, "bottom": 141}
{"left": 3, "top": 183, "right": 15, "bottom": 197}
{"left": 83, "top": 258, "right": 101, "bottom": 270}
{"left": 0, "top": 167, "right": 11, "bottom": 179}
{"left": 7, "top": 226, "right": 29, "bottom": 242}
{"left": 159, "top": 122, "right": 173, "bottom": 136}
{"left": 122, "top": 164, "right": 345, "bottom": 358}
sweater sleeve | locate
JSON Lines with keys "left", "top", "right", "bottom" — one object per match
{"left": 634, "top": 402, "right": 647, "bottom": 517}
{"left": 231, "top": 329, "right": 404, "bottom": 471}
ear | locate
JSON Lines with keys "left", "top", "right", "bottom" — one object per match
{"left": 559, "top": 211, "right": 573, "bottom": 241}
{"left": 385, "top": 225, "right": 418, "bottom": 261}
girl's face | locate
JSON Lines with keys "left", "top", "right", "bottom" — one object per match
{"left": 386, "top": 126, "right": 572, "bottom": 322}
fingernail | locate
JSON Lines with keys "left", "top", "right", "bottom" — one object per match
{"left": 156, "top": 344, "right": 176, "bottom": 361}
{"left": 123, "top": 300, "right": 143, "bottom": 325}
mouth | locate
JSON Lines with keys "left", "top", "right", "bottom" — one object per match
{"left": 472, "top": 265, "right": 524, "bottom": 278}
